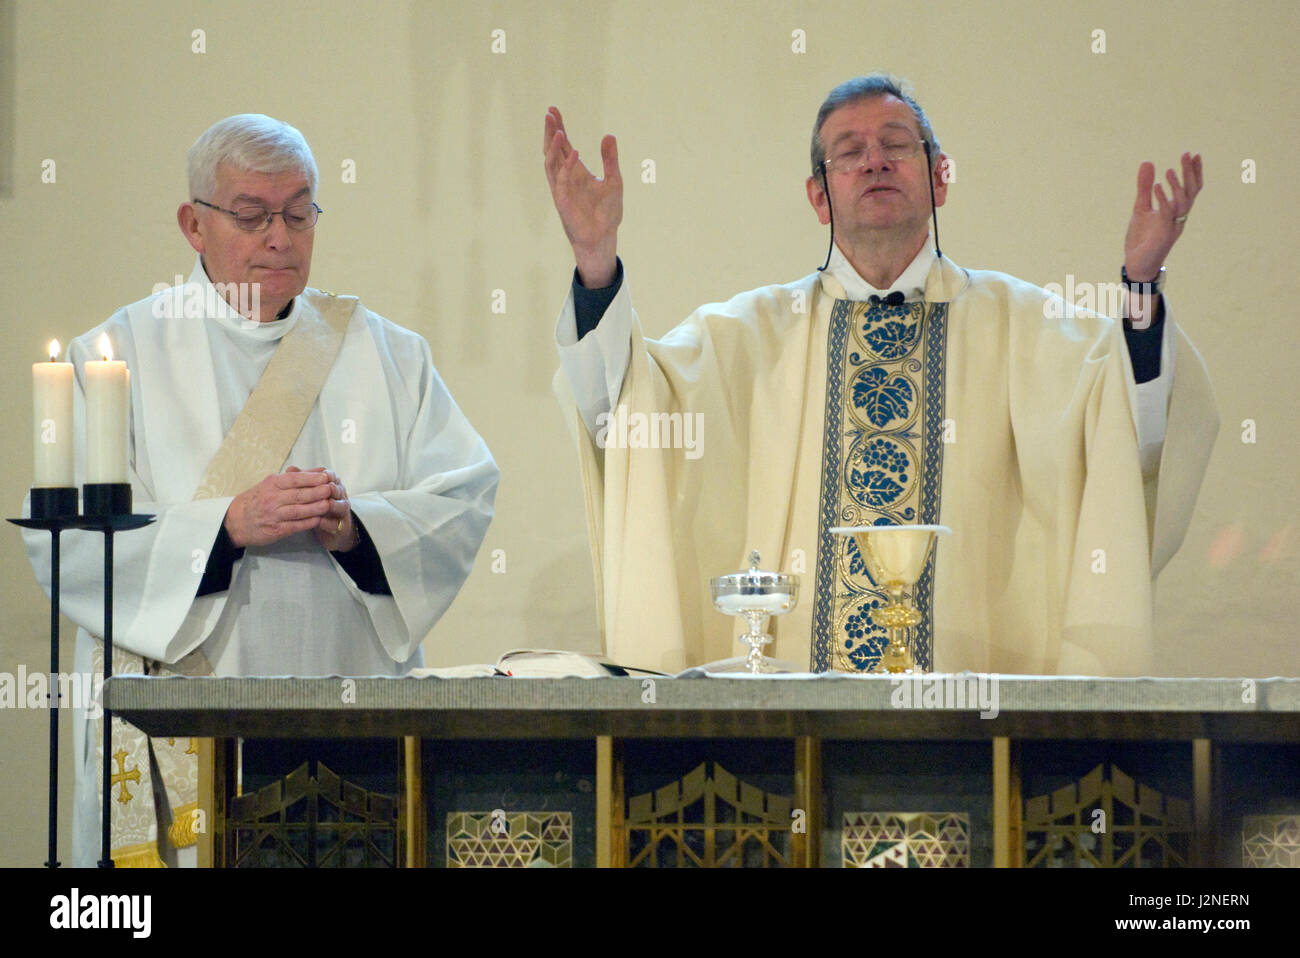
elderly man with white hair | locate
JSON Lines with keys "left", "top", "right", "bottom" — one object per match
{"left": 23, "top": 114, "right": 499, "bottom": 867}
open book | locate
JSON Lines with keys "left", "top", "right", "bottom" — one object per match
{"left": 409, "top": 649, "right": 667, "bottom": 679}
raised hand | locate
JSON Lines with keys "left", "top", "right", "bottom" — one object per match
{"left": 543, "top": 106, "right": 622, "bottom": 288}
{"left": 1124, "top": 152, "right": 1203, "bottom": 280}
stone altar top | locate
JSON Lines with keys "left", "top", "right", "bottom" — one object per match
{"left": 106, "top": 674, "right": 1300, "bottom": 741}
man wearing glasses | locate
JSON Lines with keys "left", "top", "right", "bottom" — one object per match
{"left": 25, "top": 114, "right": 499, "bottom": 866}
{"left": 545, "top": 75, "right": 1217, "bottom": 678}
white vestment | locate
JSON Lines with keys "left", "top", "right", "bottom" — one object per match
{"left": 23, "top": 260, "right": 499, "bottom": 865}
{"left": 553, "top": 250, "right": 1217, "bottom": 676}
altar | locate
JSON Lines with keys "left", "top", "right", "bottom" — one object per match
{"left": 106, "top": 674, "right": 1300, "bottom": 868}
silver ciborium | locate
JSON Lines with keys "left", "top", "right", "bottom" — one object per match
{"left": 830, "top": 524, "right": 951, "bottom": 674}
{"left": 710, "top": 550, "right": 799, "bottom": 674}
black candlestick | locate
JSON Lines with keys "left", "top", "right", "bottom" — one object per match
{"left": 47, "top": 529, "right": 61, "bottom": 868}
{"left": 100, "top": 526, "right": 114, "bottom": 868}
{"left": 10, "top": 510, "right": 79, "bottom": 868}
{"left": 75, "top": 506, "right": 154, "bottom": 868}
{"left": 29, "top": 487, "right": 77, "bottom": 520}
{"left": 83, "top": 482, "right": 131, "bottom": 518}
{"left": 9, "top": 497, "right": 153, "bottom": 869}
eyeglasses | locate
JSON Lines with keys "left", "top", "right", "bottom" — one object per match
{"left": 824, "top": 138, "right": 925, "bottom": 175}
{"left": 193, "top": 198, "right": 322, "bottom": 232}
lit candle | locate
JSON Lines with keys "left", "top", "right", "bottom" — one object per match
{"left": 85, "top": 334, "right": 129, "bottom": 484}
{"left": 32, "top": 339, "right": 75, "bottom": 487}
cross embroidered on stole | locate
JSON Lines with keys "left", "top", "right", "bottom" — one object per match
{"left": 812, "top": 297, "right": 948, "bottom": 672}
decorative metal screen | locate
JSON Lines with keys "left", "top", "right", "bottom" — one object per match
{"left": 1023, "top": 764, "right": 1190, "bottom": 867}
{"left": 229, "top": 762, "right": 398, "bottom": 868}
{"left": 842, "top": 812, "right": 970, "bottom": 867}
{"left": 446, "top": 811, "right": 573, "bottom": 867}
{"left": 625, "top": 762, "right": 792, "bottom": 867}
{"left": 1242, "top": 815, "right": 1300, "bottom": 868}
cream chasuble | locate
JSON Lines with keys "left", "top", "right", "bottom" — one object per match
{"left": 23, "top": 261, "right": 499, "bottom": 866}
{"left": 555, "top": 255, "right": 1217, "bottom": 676}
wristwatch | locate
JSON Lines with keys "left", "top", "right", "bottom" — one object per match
{"left": 1122, "top": 265, "right": 1165, "bottom": 295}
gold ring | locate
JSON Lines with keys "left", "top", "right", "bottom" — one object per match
{"left": 336, "top": 519, "right": 343, "bottom": 533}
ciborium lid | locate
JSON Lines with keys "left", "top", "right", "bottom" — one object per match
{"left": 709, "top": 550, "right": 799, "bottom": 601}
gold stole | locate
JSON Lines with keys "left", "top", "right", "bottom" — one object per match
{"left": 95, "top": 291, "right": 356, "bottom": 866}
{"left": 811, "top": 297, "right": 948, "bottom": 672}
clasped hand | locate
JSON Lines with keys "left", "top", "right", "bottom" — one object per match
{"left": 223, "top": 466, "right": 357, "bottom": 552}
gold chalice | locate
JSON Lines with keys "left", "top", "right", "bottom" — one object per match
{"left": 830, "top": 525, "right": 951, "bottom": 673}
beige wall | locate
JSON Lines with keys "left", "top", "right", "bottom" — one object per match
{"left": 1, "top": 0, "right": 1295, "bottom": 866}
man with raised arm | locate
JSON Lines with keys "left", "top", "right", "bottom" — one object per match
{"left": 544, "top": 75, "right": 1217, "bottom": 677}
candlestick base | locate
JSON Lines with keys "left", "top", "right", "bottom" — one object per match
{"left": 29, "top": 487, "right": 78, "bottom": 519}
{"left": 82, "top": 483, "right": 131, "bottom": 517}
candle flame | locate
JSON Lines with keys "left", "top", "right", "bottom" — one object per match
{"left": 48, "top": 339, "right": 60, "bottom": 362}
{"left": 97, "top": 333, "right": 113, "bottom": 362}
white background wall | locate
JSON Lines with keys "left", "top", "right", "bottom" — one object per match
{"left": 1, "top": 0, "right": 1295, "bottom": 866}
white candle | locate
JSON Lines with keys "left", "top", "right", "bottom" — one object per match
{"left": 32, "top": 339, "right": 75, "bottom": 487}
{"left": 85, "top": 333, "right": 129, "bottom": 484}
